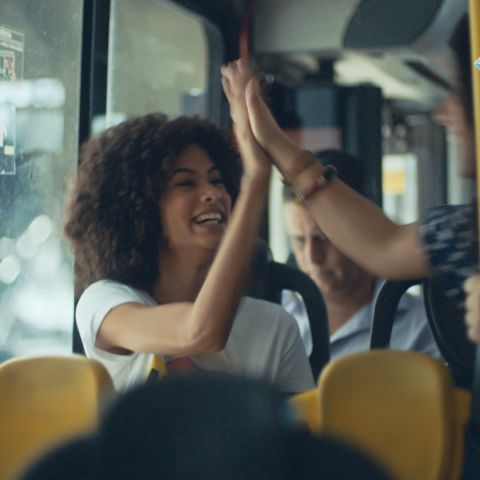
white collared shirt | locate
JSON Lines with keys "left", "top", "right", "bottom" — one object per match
{"left": 281, "top": 280, "right": 440, "bottom": 359}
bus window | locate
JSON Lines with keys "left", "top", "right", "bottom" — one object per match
{"left": 0, "top": 0, "right": 83, "bottom": 359}
{"left": 99, "top": 0, "right": 222, "bottom": 131}
{"left": 382, "top": 153, "right": 418, "bottom": 224}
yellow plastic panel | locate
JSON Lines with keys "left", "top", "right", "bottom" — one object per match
{"left": 317, "top": 350, "right": 453, "bottom": 480}
{"left": 0, "top": 355, "right": 113, "bottom": 479}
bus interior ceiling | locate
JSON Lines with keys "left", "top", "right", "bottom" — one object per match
{"left": 252, "top": 0, "right": 466, "bottom": 114}
{"left": 249, "top": 0, "right": 472, "bottom": 254}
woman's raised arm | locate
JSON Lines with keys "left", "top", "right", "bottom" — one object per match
{"left": 95, "top": 63, "right": 272, "bottom": 357}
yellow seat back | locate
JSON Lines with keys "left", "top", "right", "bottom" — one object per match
{"left": 293, "top": 350, "right": 460, "bottom": 480}
{"left": 0, "top": 355, "right": 114, "bottom": 479}
{"left": 448, "top": 387, "right": 471, "bottom": 479}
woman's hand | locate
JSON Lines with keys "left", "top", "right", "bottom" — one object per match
{"left": 464, "top": 274, "right": 480, "bottom": 344}
{"left": 221, "top": 58, "right": 271, "bottom": 181}
{"left": 244, "top": 74, "right": 311, "bottom": 180}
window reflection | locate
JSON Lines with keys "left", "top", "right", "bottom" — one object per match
{"left": 0, "top": 0, "right": 83, "bottom": 359}
{"left": 105, "top": 0, "right": 210, "bottom": 129}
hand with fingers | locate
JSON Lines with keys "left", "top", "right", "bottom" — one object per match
{"left": 223, "top": 58, "right": 317, "bottom": 184}
{"left": 221, "top": 58, "right": 271, "bottom": 181}
{"left": 464, "top": 273, "right": 480, "bottom": 344}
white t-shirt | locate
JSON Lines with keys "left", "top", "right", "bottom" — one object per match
{"left": 76, "top": 280, "right": 314, "bottom": 393}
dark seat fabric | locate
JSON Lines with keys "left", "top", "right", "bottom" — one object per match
{"left": 370, "top": 278, "right": 422, "bottom": 349}
{"left": 370, "top": 276, "right": 475, "bottom": 388}
{"left": 247, "top": 240, "right": 330, "bottom": 379}
{"left": 72, "top": 318, "right": 85, "bottom": 355}
{"left": 423, "top": 276, "right": 475, "bottom": 389}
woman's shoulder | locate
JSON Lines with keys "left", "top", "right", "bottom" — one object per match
{"left": 79, "top": 279, "right": 153, "bottom": 302}
{"left": 77, "top": 280, "right": 156, "bottom": 319}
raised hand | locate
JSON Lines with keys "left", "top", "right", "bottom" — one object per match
{"left": 221, "top": 58, "right": 271, "bottom": 180}
{"left": 464, "top": 274, "right": 480, "bottom": 343}
{"left": 244, "top": 75, "right": 312, "bottom": 181}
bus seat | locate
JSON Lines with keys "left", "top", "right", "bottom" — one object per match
{"left": 289, "top": 388, "right": 321, "bottom": 432}
{"left": 423, "top": 276, "right": 476, "bottom": 389}
{"left": 369, "top": 278, "right": 422, "bottom": 348}
{"left": 21, "top": 375, "right": 394, "bottom": 480}
{"left": 72, "top": 319, "right": 85, "bottom": 355}
{"left": 246, "top": 239, "right": 330, "bottom": 379}
{"left": 311, "top": 350, "right": 469, "bottom": 480}
{"left": 449, "top": 387, "right": 472, "bottom": 480}
{"left": 0, "top": 355, "right": 114, "bottom": 480}
{"left": 370, "top": 277, "right": 475, "bottom": 388}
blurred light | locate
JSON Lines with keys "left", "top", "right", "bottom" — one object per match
{"left": 0, "top": 236, "right": 14, "bottom": 258}
{"left": 16, "top": 233, "right": 38, "bottom": 259}
{"left": 189, "top": 88, "right": 202, "bottom": 96}
{"left": 0, "top": 254, "right": 21, "bottom": 284}
{"left": 0, "top": 79, "right": 65, "bottom": 108}
{"left": 16, "top": 215, "right": 53, "bottom": 259}
{"left": 28, "top": 215, "right": 53, "bottom": 244}
{"left": 12, "top": 271, "right": 73, "bottom": 330}
{"left": 33, "top": 242, "right": 62, "bottom": 276}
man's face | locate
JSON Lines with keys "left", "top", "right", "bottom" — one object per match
{"left": 283, "top": 201, "right": 371, "bottom": 302}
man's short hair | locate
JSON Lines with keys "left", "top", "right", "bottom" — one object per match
{"left": 282, "top": 149, "right": 366, "bottom": 202}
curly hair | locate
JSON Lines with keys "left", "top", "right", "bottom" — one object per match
{"left": 64, "top": 114, "right": 242, "bottom": 294}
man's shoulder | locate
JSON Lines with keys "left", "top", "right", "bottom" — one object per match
{"left": 396, "top": 290, "right": 425, "bottom": 315}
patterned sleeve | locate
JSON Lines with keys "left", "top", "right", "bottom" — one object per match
{"left": 419, "top": 203, "right": 478, "bottom": 301}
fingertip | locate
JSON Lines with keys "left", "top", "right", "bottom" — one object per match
{"left": 464, "top": 273, "right": 480, "bottom": 292}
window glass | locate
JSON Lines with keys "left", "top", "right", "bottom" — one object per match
{"left": 0, "top": 0, "right": 83, "bottom": 359}
{"left": 382, "top": 153, "right": 418, "bottom": 224}
{"left": 104, "top": 0, "right": 217, "bottom": 129}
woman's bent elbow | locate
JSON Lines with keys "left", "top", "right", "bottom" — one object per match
{"left": 184, "top": 330, "right": 228, "bottom": 354}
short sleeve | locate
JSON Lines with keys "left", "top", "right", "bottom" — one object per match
{"left": 75, "top": 280, "right": 156, "bottom": 390}
{"left": 275, "top": 309, "right": 315, "bottom": 393}
{"left": 419, "top": 204, "right": 478, "bottom": 302}
{"left": 76, "top": 280, "right": 154, "bottom": 349}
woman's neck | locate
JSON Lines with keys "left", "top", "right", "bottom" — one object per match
{"left": 153, "top": 248, "right": 215, "bottom": 304}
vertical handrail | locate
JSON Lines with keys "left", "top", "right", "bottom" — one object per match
{"left": 239, "top": 0, "right": 257, "bottom": 62}
{"left": 468, "top": 0, "right": 480, "bottom": 428}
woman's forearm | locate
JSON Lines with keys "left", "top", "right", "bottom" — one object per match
{"left": 292, "top": 157, "right": 430, "bottom": 279}
{"left": 187, "top": 171, "right": 269, "bottom": 351}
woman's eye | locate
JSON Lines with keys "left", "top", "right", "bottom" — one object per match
{"left": 211, "top": 177, "right": 225, "bottom": 186}
{"left": 173, "top": 180, "right": 195, "bottom": 188}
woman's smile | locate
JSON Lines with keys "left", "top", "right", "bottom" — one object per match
{"left": 159, "top": 144, "right": 232, "bottom": 251}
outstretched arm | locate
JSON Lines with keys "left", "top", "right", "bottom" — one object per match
{"left": 240, "top": 74, "right": 430, "bottom": 280}
{"left": 465, "top": 274, "right": 480, "bottom": 344}
{"left": 95, "top": 61, "right": 272, "bottom": 357}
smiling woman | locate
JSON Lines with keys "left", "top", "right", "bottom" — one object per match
{"left": 64, "top": 113, "right": 314, "bottom": 393}
{"left": 158, "top": 145, "right": 232, "bottom": 253}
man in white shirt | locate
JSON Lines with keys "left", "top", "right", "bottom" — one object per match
{"left": 281, "top": 150, "right": 440, "bottom": 359}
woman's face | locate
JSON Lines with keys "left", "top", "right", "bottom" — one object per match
{"left": 434, "top": 93, "right": 475, "bottom": 178}
{"left": 158, "top": 144, "right": 232, "bottom": 253}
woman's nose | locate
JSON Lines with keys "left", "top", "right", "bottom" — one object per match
{"left": 200, "top": 184, "right": 222, "bottom": 202}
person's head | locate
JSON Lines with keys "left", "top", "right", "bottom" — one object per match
{"left": 64, "top": 114, "right": 242, "bottom": 293}
{"left": 19, "top": 375, "right": 393, "bottom": 480}
{"left": 283, "top": 150, "right": 375, "bottom": 303}
{"left": 434, "top": 14, "right": 475, "bottom": 177}
{"left": 94, "top": 375, "right": 297, "bottom": 480}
